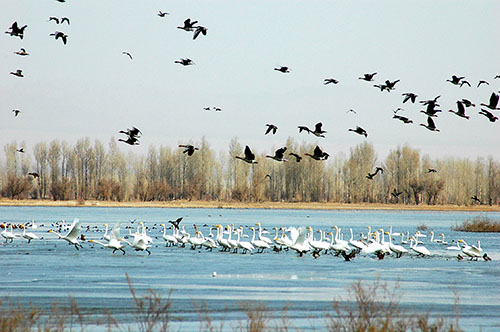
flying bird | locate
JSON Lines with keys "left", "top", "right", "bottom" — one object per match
{"left": 48, "top": 17, "right": 60, "bottom": 24}
{"left": 477, "top": 80, "right": 489, "bottom": 88}
{"left": 169, "top": 217, "right": 183, "bottom": 230}
{"left": 346, "top": 109, "right": 357, "bottom": 114}
{"left": 461, "top": 99, "right": 475, "bottom": 107}
{"left": 348, "top": 126, "right": 368, "bottom": 137}
{"left": 122, "top": 51, "right": 133, "bottom": 60}
{"left": 274, "top": 66, "right": 290, "bottom": 73}
{"left": 446, "top": 75, "right": 465, "bottom": 86}
{"left": 49, "top": 31, "right": 68, "bottom": 44}
{"left": 366, "top": 167, "right": 383, "bottom": 179}
{"left": 5, "top": 22, "right": 27, "bottom": 39}
{"left": 478, "top": 109, "right": 498, "bottom": 122}
{"left": 480, "top": 92, "right": 499, "bottom": 110}
{"left": 392, "top": 114, "right": 413, "bottom": 124}
{"left": 61, "top": 17, "right": 70, "bottom": 25}
{"left": 265, "top": 124, "right": 278, "bottom": 135}
{"left": 177, "top": 18, "right": 198, "bottom": 31}
{"left": 359, "top": 72, "right": 377, "bottom": 81}
{"left": 323, "top": 78, "right": 339, "bottom": 85}
{"left": 459, "top": 80, "right": 471, "bottom": 88}
{"left": 384, "top": 79, "right": 400, "bottom": 91}
{"left": 427, "top": 168, "right": 437, "bottom": 173}
{"left": 179, "top": 144, "right": 199, "bottom": 156}
{"left": 305, "top": 146, "right": 329, "bottom": 161}
{"left": 158, "top": 11, "right": 169, "bottom": 17}
{"left": 448, "top": 101, "right": 469, "bottom": 119}
{"left": 14, "top": 48, "right": 29, "bottom": 56}
{"left": 10, "top": 69, "right": 24, "bottom": 77}
{"left": 118, "top": 136, "right": 139, "bottom": 145}
{"left": 12, "top": 109, "right": 21, "bottom": 117}
{"left": 193, "top": 26, "right": 207, "bottom": 40}
{"left": 17, "top": 148, "right": 25, "bottom": 153}
{"left": 420, "top": 116, "right": 440, "bottom": 132}
{"left": 28, "top": 172, "right": 39, "bottom": 179}
{"left": 391, "top": 189, "right": 403, "bottom": 199}
{"left": 119, "top": 126, "right": 141, "bottom": 138}
{"left": 174, "top": 58, "right": 195, "bottom": 66}
{"left": 402, "top": 92, "right": 418, "bottom": 103}
{"left": 288, "top": 152, "right": 302, "bottom": 162}
{"left": 420, "top": 103, "right": 442, "bottom": 117}
{"left": 419, "top": 95, "right": 441, "bottom": 107}
{"left": 235, "top": 145, "right": 258, "bottom": 164}
{"left": 266, "top": 147, "right": 288, "bottom": 162}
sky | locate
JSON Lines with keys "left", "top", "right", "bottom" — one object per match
{"left": 1, "top": 0, "right": 500, "bottom": 163}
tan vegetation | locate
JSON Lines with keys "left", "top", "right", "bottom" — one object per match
{"left": 452, "top": 215, "right": 500, "bottom": 232}
{"left": 0, "top": 277, "right": 463, "bottom": 332}
{"left": 2, "top": 138, "right": 500, "bottom": 208}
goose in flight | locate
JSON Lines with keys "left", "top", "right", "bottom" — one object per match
{"left": 478, "top": 109, "right": 498, "bottom": 122}
{"left": 480, "top": 92, "right": 499, "bottom": 110}
{"left": 179, "top": 144, "right": 199, "bottom": 156}
{"left": 420, "top": 116, "right": 440, "bottom": 132}
{"left": 265, "top": 124, "right": 278, "bottom": 135}
{"left": 28, "top": 172, "right": 39, "bottom": 179}
{"left": 305, "top": 145, "right": 329, "bottom": 161}
{"left": 427, "top": 168, "right": 437, "bottom": 173}
{"left": 235, "top": 145, "right": 258, "bottom": 164}
{"left": 323, "top": 78, "right": 339, "bottom": 85}
{"left": 384, "top": 79, "right": 400, "bottom": 91}
{"left": 346, "top": 109, "right": 356, "bottom": 114}
{"left": 358, "top": 72, "right": 377, "bottom": 81}
{"left": 402, "top": 92, "right": 418, "bottom": 103}
{"left": 174, "top": 58, "right": 195, "bottom": 66}
{"left": 348, "top": 126, "right": 368, "bottom": 137}
{"left": 14, "top": 48, "right": 29, "bottom": 56}
{"left": 49, "top": 218, "right": 83, "bottom": 250}
{"left": 177, "top": 18, "right": 198, "bottom": 31}
{"left": 392, "top": 114, "right": 413, "bottom": 124}
{"left": 16, "top": 148, "right": 25, "bottom": 153}
{"left": 50, "top": 31, "right": 68, "bottom": 44}
{"left": 193, "top": 26, "right": 207, "bottom": 40}
{"left": 471, "top": 195, "right": 481, "bottom": 203}
{"left": 158, "top": 11, "right": 169, "bottom": 17}
{"left": 391, "top": 189, "right": 403, "bottom": 199}
{"left": 298, "top": 122, "right": 326, "bottom": 137}
{"left": 119, "top": 126, "right": 141, "bottom": 138}
{"left": 420, "top": 103, "right": 442, "bottom": 117}
{"left": 168, "top": 217, "right": 183, "bottom": 230}
{"left": 12, "top": 109, "right": 21, "bottom": 117}
{"left": 460, "top": 80, "right": 471, "bottom": 88}
{"left": 61, "top": 17, "right": 70, "bottom": 25}
{"left": 5, "top": 22, "right": 27, "bottom": 39}
{"left": 266, "top": 147, "right": 288, "bottom": 162}
{"left": 118, "top": 136, "right": 139, "bottom": 145}
{"left": 48, "top": 17, "right": 60, "bottom": 24}
{"left": 122, "top": 51, "right": 133, "bottom": 60}
{"left": 289, "top": 152, "right": 302, "bottom": 162}
{"left": 448, "top": 101, "right": 469, "bottom": 119}
{"left": 366, "top": 167, "right": 383, "bottom": 179}
{"left": 10, "top": 69, "right": 24, "bottom": 77}
{"left": 446, "top": 75, "right": 465, "bottom": 86}
{"left": 477, "top": 80, "right": 489, "bottom": 88}
{"left": 461, "top": 99, "right": 475, "bottom": 107}
{"left": 274, "top": 66, "right": 290, "bottom": 73}
{"left": 419, "top": 95, "right": 441, "bottom": 107}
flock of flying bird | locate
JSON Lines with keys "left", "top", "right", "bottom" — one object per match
{"left": 0, "top": 218, "right": 491, "bottom": 261}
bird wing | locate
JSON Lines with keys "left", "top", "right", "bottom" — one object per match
{"left": 457, "top": 101, "right": 465, "bottom": 115}
{"left": 193, "top": 28, "right": 201, "bottom": 40}
{"left": 315, "top": 122, "right": 323, "bottom": 132}
{"left": 244, "top": 145, "right": 255, "bottom": 160}
{"left": 313, "top": 145, "right": 322, "bottom": 157}
{"left": 275, "top": 147, "right": 286, "bottom": 158}
{"left": 265, "top": 125, "right": 273, "bottom": 135}
{"left": 110, "top": 223, "right": 121, "bottom": 240}
{"left": 66, "top": 218, "right": 81, "bottom": 239}
{"left": 427, "top": 117, "right": 436, "bottom": 128}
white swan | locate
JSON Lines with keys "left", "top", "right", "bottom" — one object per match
{"left": 236, "top": 228, "right": 254, "bottom": 254}
{"left": 49, "top": 218, "right": 82, "bottom": 250}
{"left": 459, "top": 239, "right": 482, "bottom": 260}
{"left": 309, "top": 229, "right": 331, "bottom": 253}
{"left": 410, "top": 236, "right": 431, "bottom": 256}
{"left": 102, "top": 223, "right": 110, "bottom": 241}
{"left": 385, "top": 231, "right": 408, "bottom": 258}
{"left": 290, "top": 227, "right": 311, "bottom": 256}
{"left": 250, "top": 226, "right": 270, "bottom": 252}
{"left": 255, "top": 222, "right": 273, "bottom": 245}
{"left": 1, "top": 224, "right": 18, "bottom": 243}
{"left": 439, "top": 233, "right": 448, "bottom": 245}
{"left": 160, "top": 223, "right": 178, "bottom": 247}
{"left": 22, "top": 223, "right": 39, "bottom": 243}
{"left": 349, "top": 228, "right": 367, "bottom": 250}
{"left": 446, "top": 240, "right": 461, "bottom": 251}
{"left": 89, "top": 223, "right": 126, "bottom": 254}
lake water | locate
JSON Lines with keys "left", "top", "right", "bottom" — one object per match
{"left": 1, "top": 206, "right": 499, "bottom": 331}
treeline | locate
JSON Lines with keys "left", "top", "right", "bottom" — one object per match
{"left": 1, "top": 137, "right": 500, "bottom": 206}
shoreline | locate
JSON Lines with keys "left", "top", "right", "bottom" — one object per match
{"left": 0, "top": 199, "right": 499, "bottom": 212}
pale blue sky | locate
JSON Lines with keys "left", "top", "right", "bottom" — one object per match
{"left": 1, "top": 0, "right": 499, "bottom": 162}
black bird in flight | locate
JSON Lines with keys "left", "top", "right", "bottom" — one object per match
{"left": 346, "top": 109, "right": 357, "bottom": 114}
{"left": 61, "top": 17, "right": 70, "bottom": 25}
{"left": 174, "top": 58, "right": 195, "bottom": 66}
{"left": 119, "top": 126, "right": 142, "bottom": 138}
{"left": 48, "top": 17, "right": 60, "bottom": 24}
{"left": 366, "top": 167, "right": 383, "bottom": 179}
{"left": 179, "top": 144, "right": 199, "bottom": 156}
{"left": 28, "top": 172, "right": 40, "bottom": 179}
{"left": 12, "top": 109, "right": 21, "bottom": 117}
{"left": 427, "top": 168, "right": 438, "bottom": 173}
{"left": 5, "top": 22, "right": 27, "bottom": 39}
{"left": 158, "top": 11, "right": 169, "bottom": 17}
{"left": 478, "top": 109, "right": 498, "bottom": 122}
{"left": 477, "top": 80, "right": 489, "bottom": 88}
{"left": 348, "top": 126, "right": 368, "bottom": 137}
{"left": 459, "top": 80, "right": 471, "bottom": 88}
{"left": 391, "top": 189, "right": 403, "bottom": 199}
{"left": 169, "top": 217, "right": 183, "bottom": 230}
{"left": 358, "top": 72, "right": 377, "bottom": 81}
{"left": 323, "top": 78, "right": 339, "bottom": 85}
{"left": 298, "top": 122, "right": 326, "bottom": 138}
{"left": 420, "top": 103, "right": 442, "bottom": 117}
{"left": 10, "top": 69, "right": 24, "bottom": 77}
{"left": 448, "top": 101, "right": 469, "bottom": 119}
{"left": 265, "top": 124, "right": 278, "bottom": 135}
{"left": 266, "top": 147, "right": 288, "bottom": 162}
{"left": 480, "top": 92, "right": 499, "bottom": 110}
{"left": 402, "top": 92, "right": 418, "bottom": 103}
{"left": 17, "top": 148, "right": 25, "bottom": 153}
{"left": 14, "top": 48, "right": 29, "bottom": 56}
{"left": 461, "top": 99, "right": 475, "bottom": 107}
{"left": 393, "top": 114, "right": 413, "bottom": 124}
{"left": 420, "top": 116, "right": 440, "bottom": 132}
{"left": 193, "top": 26, "right": 207, "bottom": 40}
{"left": 274, "top": 66, "right": 290, "bottom": 73}
{"left": 122, "top": 52, "right": 133, "bottom": 60}
{"left": 235, "top": 145, "right": 258, "bottom": 164}
{"left": 288, "top": 152, "right": 302, "bottom": 162}
{"left": 446, "top": 75, "right": 465, "bottom": 86}
{"left": 118, "top": 136, "right": 139, "bottom": 145}
{"left": 177, "top": 18, "right": 198, "bottom": 31}
{"left": 384, "top": 79, "right": 400, "bottom": 91}
{"left": 50, "top": 31, "right": 68, "bottom": 44}
{"left": 471, "top": 195, "right": 481, "bottom": 203}
{"left": 305, "top": 146, "right": 329, "bottom": 161}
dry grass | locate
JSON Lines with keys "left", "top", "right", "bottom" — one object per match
{"left": 1, "top": 198, "right": 499, "bottom": 212}
{"left": 0, "top": 277, "right": 464, "bottom": 332}
{"left": 452, "top": 215, "right": 500, "bottom": 232}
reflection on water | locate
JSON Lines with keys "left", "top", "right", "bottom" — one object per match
{"left": 1, "top": 207, "right": 499, "bottom": 331}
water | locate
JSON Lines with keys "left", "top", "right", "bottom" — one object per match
{"left": 1, "top": 206, "right": 499, "bottom": 331}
